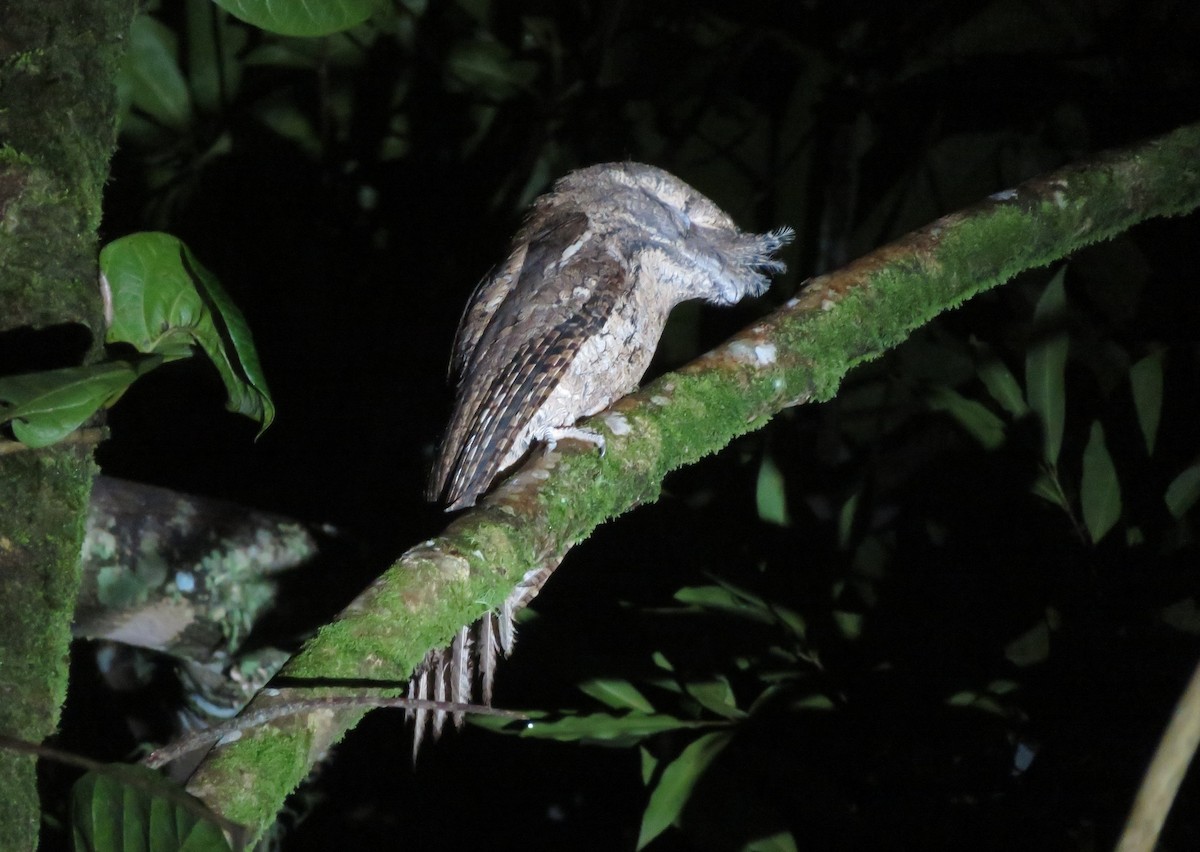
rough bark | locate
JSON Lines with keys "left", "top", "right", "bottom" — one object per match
{"left": 77, "top": 477, "right": 317, "bottom": 663}
{"left": 0, "top": 1, "right": 137, "bottom": 847}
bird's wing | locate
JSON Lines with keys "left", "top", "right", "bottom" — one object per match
{"left": 429, "top": 210, "right": 630, "bottom": 508}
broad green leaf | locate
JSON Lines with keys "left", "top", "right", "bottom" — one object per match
{"left": 1129, "top": 351, "right": 1164, "bottom": 456}
{"left": 744, "top": 831, "right": 799, "bottom": 852}
{"left": 579, "top": 679, "right": 655, "bottom": 714}
{"left": 1026, "top": 268, "right": 1069, "bottom": 466}
{"left": 121, "top": 16, "right": 192, "bottom": 131}
{"left": 637, "top": 732, "right": 732, "bottom": 850}
{"left": 1165, "top": 464, "right": 1200, "bottom": 520}
{"left": 755, "top": 452, "right": 791, "bottom": 526}
{"left": 1080, "top": 421, "right": 1121, "bottom": 543}
{"left": 71, "top": 764, "right": 234, "bottom": 852}
{"left": 972, "top": 341, "right": 1029, "bottom": 417}
{"left": 684, "top": 677, "right": 744, "bottom": 720}
{"left": 212, "top": 0, "right": 374, "bottom": 36}
{"left": 0, "top": 362, "right": 143, "bottom": 447}
{"left": 101, "top": 233, "right": 275, "bottom": 433}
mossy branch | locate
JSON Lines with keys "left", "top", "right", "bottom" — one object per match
{"left": 184, "top": 121, "right": 1200, "bottom": 836}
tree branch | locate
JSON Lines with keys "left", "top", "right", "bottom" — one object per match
{"left": 1116, "top": 656, "right": 1200, "bottom": 852}
{"left": 76, "top": 476, "right": 318, "bottom": 663}
{"left": 185, "top": 122, "right": 1200, "bottom": 837}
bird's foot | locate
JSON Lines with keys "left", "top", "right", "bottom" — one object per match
{"left": 543, "top": 425, "right": 606, "bottom": 457}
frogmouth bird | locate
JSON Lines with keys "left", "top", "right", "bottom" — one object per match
{"left": 428, "top": 161, "right": 794, "bottom": 510}
{"left": 411, "top": 163, "right": 791, "bottom": 756}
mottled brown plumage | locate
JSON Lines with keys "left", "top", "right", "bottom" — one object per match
{"left": 429, "top": 161, "right": 793, "bottom": 510}
{"left": 412, "top": 162, "right": 792, "bottom": 756}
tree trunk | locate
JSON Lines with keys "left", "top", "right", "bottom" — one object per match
{"left": 0, "top": 1, "right": 137, "bottom": 847}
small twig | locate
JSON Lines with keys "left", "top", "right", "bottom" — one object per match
{"left": 144, "top": 693, "right": 528, "bottom": 768}
{"left": 1115, "top": 657, "right": 1200, "bottom": 852}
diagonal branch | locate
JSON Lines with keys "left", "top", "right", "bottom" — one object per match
{"left": 184, "top": 121, "right": 1200, "bottom": 837}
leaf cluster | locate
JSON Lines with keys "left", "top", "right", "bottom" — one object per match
{"left": 0, "top": 233, "right": 272, "bottom": 448}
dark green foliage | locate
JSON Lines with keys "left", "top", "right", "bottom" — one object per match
{"left": 0, "top": 233, "right": 273, "bottom": 447}
{"left": 72, "top": 765, "right": 236, "bottom": 852}
{"left": 480, "top": 254, "right": 1200, "bottom": 849}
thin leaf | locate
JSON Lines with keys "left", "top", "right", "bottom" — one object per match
{"left": 973, "top": 341, "right": 1029, "bottom": 417}
{"left": 773, "top": 604, "right": 807, "bottom": 640}
{"left": 637, "top": 732, "right": 733, "bottom": 850}
{"left": 187, "top": 2, "right": 247, "bottom": 115}
{"left": 181, "top": 244, "right": 276, "bottom": 430}
{"left": 511, "top": 712, "right": 712, "bottom": 744}
{"left": 684, "top": 677, "right": 744, "bottom": 720}
{"left": 1025, "top": 268, "right": 1069, "bottom": 466}
{"left": 954, "top": 694, "right": 1006, "bottom": 716}
{"left": 0, "top": 362, "right": 141, "bottom": 447}
{"left": 640, "top": 746, "right": 657, "bottom": 785}
{"left": 791, "top": 693, "right": 835, "bottom": 710}
{"left": 1129, "top": 351, "right": 1164, "bottom": 456}
{"left": 837, "top": 492, "right": 858, "bottom": 549}
{"left": 1165, "top": 464, "right": 1200, "bottom": 520}
{"left": 1031, "top": 470, "right": 1068, "bottom": 510}
{"left": 756, "top": 452, "right": 791, "bottom": 526}
{"left": 100, "top": 233, "right": 275, "bottom": 433}
{"left": 674, "top": 585, "right": 772, "bottom": 624}
{"left": 212, "top": 0, "right": 374, "bottom": 36}
{"left": 1080, "top": 420, "right": 1121, "bottom": 543}
{"left": 744, "top": 831, "right": 799, "bottom": 852}
{"left": 122, "top": 16, "right": 192, "bottom": 131}
{"left": 926, "top": 385, "right": 1007, "bottom": 449}
{"left": 578, "top": 679, "right": 656, "bottom": 714}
